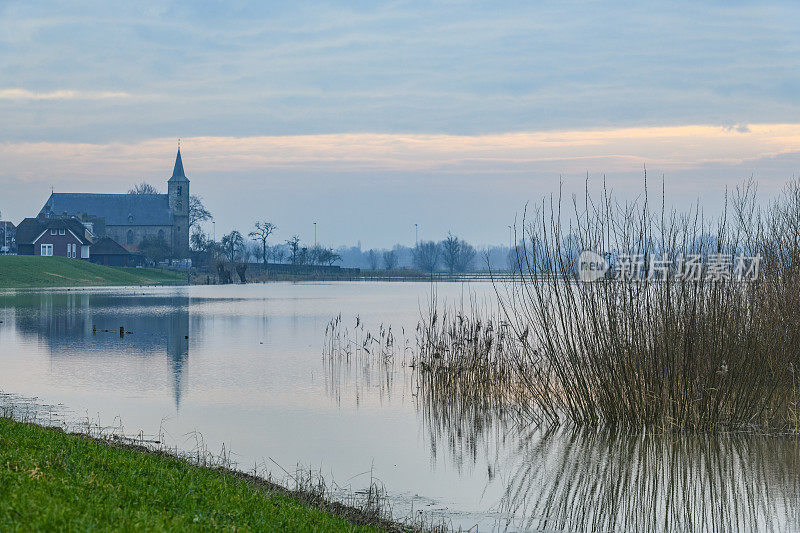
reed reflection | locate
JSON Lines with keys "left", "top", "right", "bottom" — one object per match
{"left": 322, "top": 314, "right": 409, "bottom": 407}
{"left": 494, "top": 428, "right": 800, "bottom": 532}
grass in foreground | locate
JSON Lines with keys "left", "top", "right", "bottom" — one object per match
{"left": 0, "top": 256, "right": 186, "bottom": 288}
{"left": 0, "top": 418, "right": 385, "bottom": 532}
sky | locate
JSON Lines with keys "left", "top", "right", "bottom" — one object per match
{"left": 1, "top": 1, "right": 799, "bottom": 247}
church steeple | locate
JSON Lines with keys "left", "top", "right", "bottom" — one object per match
{"left": 167, "top": 144, "right": 190, "bottom": 258}
{"left": 169, "top": 148, "right": 189, "bottom": 182}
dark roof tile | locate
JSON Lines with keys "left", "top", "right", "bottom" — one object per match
{"left": 16, "top": 217, "right": 93, "bottom": 245}
{"left": 41, "top": 193, "right": 173, "bottom": 226}
{"left": 91, "top": 236, "right": 131, "bottom": 255}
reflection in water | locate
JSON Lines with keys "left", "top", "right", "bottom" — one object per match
{"left": 322, "top": 315, "right": 411, "bottom": 407}
{"left": 499, "top": 428, "right": 800, "bottom": 532}
{"left": 417, "top": 374, "right": 512, "bottom": 477}
{"left": 8, "top": 291, "right": 190, "bottom": 409}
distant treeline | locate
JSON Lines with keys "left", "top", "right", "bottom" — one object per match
{"left": 190, "top": 223, "right": 518, "bottom": 273}
{"left": 243, "top": 234, "right": 516, "bottom": 273}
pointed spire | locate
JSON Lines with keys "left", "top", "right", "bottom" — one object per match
{"left": 169, "top": 146, "right": 189, "bottom": 182}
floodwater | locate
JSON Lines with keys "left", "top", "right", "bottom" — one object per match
{"left": 1, "top": 282, "right": 799, "bottom": 532}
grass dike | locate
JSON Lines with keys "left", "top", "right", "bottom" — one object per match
{"left": 0, "top": 256, "right": 186, "bottom": 288}
{"left": 0, "top": 417, "right": 411, "bottom": 532}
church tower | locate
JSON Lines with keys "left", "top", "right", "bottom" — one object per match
{"left": 168, "top": 148, "right": 190, "bottom": 258}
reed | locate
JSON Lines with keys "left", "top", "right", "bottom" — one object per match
{"left": 417, "top": 178, "right": 800, "bottom": 432}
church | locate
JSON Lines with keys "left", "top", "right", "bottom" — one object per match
{"left": 37, "top": 149, "right": 191, "bottom": 258}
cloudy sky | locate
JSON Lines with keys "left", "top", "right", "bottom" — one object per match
{"left": 1, "top": 1, "right": 799, "bottom": 247}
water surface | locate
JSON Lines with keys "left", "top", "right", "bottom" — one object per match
{"left": 1, "top": 282, "right": 798, "bottom": 531}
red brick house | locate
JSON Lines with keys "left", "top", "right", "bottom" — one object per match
{"left": 15, "top": 217, "right": 94, "bottom": 259}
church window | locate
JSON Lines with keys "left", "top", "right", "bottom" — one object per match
{"left": 158, "top": 229, "right": 165, "bottom": 240}
{"left": 126, "top": 230, "right": 134, "bottom": 245}
{"left": 128, "top": 215, "right": 134, "bottom": 223}
{"left": 176, "top": 201, "right": 182, "bottom": 211}
{"left": 177, "top": 186, "right": 182, "bottom": 195}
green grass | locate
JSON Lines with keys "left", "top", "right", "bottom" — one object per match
{"left": 0, "top": 256, "right": 186, "bottom": 288}
{"left": 0, "top": 418, "right": 385, "bottom": 532}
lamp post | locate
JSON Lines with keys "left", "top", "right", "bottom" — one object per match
{"left": 212, "top": 221, "right": 216, "bottom": 242}
{"left": 314, "top": 222, "right": 317, "bottom": 249}
{"left": 414, "top": 223, "right": 418, "bottom": 246}
{"left": 508, "top": 225, "right": 512, "bottom": 249}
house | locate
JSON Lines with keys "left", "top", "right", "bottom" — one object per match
{"left": 15, "top": 217, "right": 94, "bottom": 259}
{"left": 0, "top": 221, "right": 15, "bottom": 254}
{"left": 37, "top": 149, "right": 191, "bottom": 258}
{"left": 89, "top": 236, "right": 137, "bottom": 267}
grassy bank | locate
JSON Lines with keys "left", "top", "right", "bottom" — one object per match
{"left": 0, "top": 418, "right": 389, "bottom": 532}
{"left": 0, "top": 256, "right": 186, "bottom": 288}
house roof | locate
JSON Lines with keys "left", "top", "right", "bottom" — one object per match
{"left": 168, "top": 149, "right": 189, "bottom": 182}
{"left": 16, "top": 217, "right": 94, "bottom": 245}
{"left": 41, "top": 193, "right": 173, "bottom": 226}
{"left": 0, "top": 221, "right": 15, "bottom": 229}
{"left": 91, "top": 236, "right": 131, "bottom": 255}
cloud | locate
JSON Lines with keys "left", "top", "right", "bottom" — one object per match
{"left": 1, "top": 123, "right": 798, "bottom": 182}
{"left": 0, "top": 88, "right": 139, "bottom": 100}
{"left": 1, "top": 2, "right": 799, "bottom": 142}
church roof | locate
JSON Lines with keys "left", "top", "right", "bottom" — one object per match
{"left": 168, "top": 149, "right": 189, "bottom": 182}
{"left": 41, "top": 193, "right": 173, "bottom": 226}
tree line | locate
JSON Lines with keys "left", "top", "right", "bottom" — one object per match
{"left": 128, "top": 182, "right": 518, "bottom": 276}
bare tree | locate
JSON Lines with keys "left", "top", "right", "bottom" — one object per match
{"left": 412, "top": 241, "right": 440, "bottom": 273}
{"left": 190, "top": 228, "right": 210, "bottom": 252}
{"left": 441, "top": 232, "right": 461, "bottom": 274}
{"left": 383, "top": 250, "right": 398, "bottom": 270}
{"left": 366, "top": 249, "right": 379, "bottom": 270}
{"left": 221, "top": 230, "right": 244, "bottom": 263}
{"left": 316, "top": 247, "right": 342, "bottom": 266}
{"left": 456, "top": 241, "right": 476, "bottom": 272}
{"left": 189, "top": 195, "right": 212, "bottom": 231}
{"left": 129, "top": 182, "right": 159, "bottom": 194}
{"left": 286, "top": 236, "right": 301, "bottom": 265}
{"left": 270, "top": 244, "right": 286, "bottom": 264}
{"left": 309, "top": 245, "right": 323, "bottom": 265}
{"left": 440, "top": 232, "right": 476, "bottom": 273}
{"left": 139, "top": 235, "right": 172, "bottom": 263}
{"left": 235, "top": 245, "right": 251, "bottom": 283}
{"left": 249, "top": 221, "right": 277, "bottom": 264}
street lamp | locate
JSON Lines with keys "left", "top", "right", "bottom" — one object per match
{"left": 508, "top": 225, "right": 513, "bottom": 249}
{"left": 212, "top": 221, "right": 216, "bottom": 242}
{"left": 314, "top": 222, "right": 317, "bottom": 248}
{"left": 414, "top": 223, "right": 418, "bottom": 246}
